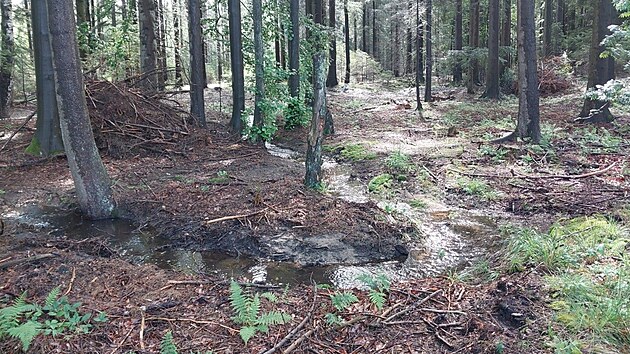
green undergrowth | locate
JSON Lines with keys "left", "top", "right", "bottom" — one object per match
{"left": 506, "top": 216, "right": 630, "bottom": 353}
{"left": 368, "top": 174, "right": 393, "bottom": 193}
{"left": 325, "top": 143, "right": 377, "bottom": 161}
{"left": 456, "top": 177, "right": 499, "bottom": 201}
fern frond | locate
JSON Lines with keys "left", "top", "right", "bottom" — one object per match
{"left": 44, "top": 287, "right": 61, "bottom": 308}
{"left": 256, "top": 311, "right": 291, "bottom": 326}
{"left": 368, "top": 290, "right": 387, "bottom": 310}
{"left": 260, "top": 292, "right": 278, "bottom": 303}
{"left": 239, "top": 326, "right": 257, "bottom": 345}
{"left": 160, "top": 331, "right": 178, "bottom": 354}
{"left": 229, "top": 281, "right": 249, "bottom": 324}
{"left": 356, "top": 274, "right": 377, "bottom": 289}
{"left": 7, "top": 320, "right": 42, "bottom": 352}
{"left": 325, "top": 313, "right": 343, "bottom": 326}
{"left": 330, "top": 292, "right": 359, "bottom": 311}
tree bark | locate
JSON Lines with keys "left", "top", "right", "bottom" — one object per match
{"left": 157, "top": 0, "right": 168, "bottom": 89}
{"left": 372, "top": 0, "right": 377, "bottom": 61}
{"left": 453, "top": 0, "right": 463, "bottom": 83}
{"left": 326, "top": 0, "right": 339, "bottom": 87}
{"left": 543, "top": 0, "right": 553, "bottom": 57}
{"left": 189, "top": 0, "right": 206, "bottom": 127}
{"left": 28, "top": 0, "right": 64, "bottom": 156}
{"left": 252, "top": 0, "right": 265, "bottom": 140}
{"left": 138, "top": 0, "right": 158, "bottom": 91}
{"left": 288, "top": 0, "right": 300, "bottom": 98}
{"left": 579, "top": 0, "right": 615, "bottom": 122}
{"left": 415, "top": 0, "right": 422, "bottom": 111}
{"left": 482, "top": 0, "right": 500, "bottom": 99}
{"left": 406, "top": 0, "right": 413, "bottom": 75}
{"left": 47, "top": 0, "right": 116, "bottom": 219}
{"left": 173, "top": 0, "right": 182, "bottom": 87}
{"left": 500, "top": 0, "right": 511, "bottom": 77}
{"left": 0, "top": 0, "right": 14, "bottom": 118}
{"left": 228, "top": 0, "right": 245, "bottom": 134}
{"left": 76, "top": 0, "right": 89, "bottom": 59}
{"left": 305, "top": 52, "right": 327, "bottom": 188}
{"left": 344, "top": 0, "right": 350, "bottom": 83}
{"left": 511, "top": 0, "right": 540, "bottom": 143}
{"left": 23, "top": 0, "right": 33, "bottom": 59}
{"left": 467, "top": 0, "right": 480, "bottom": 93}
{"left": 424, "top": 0, "right": 432, "bottom": 102}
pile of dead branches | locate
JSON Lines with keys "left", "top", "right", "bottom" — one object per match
{"left": 86, "top": 80, "right": 192, "bottom": 157}
{"left": 537, "top": 56, "right": 573, "bottom": 97}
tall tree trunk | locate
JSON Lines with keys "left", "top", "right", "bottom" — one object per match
{"left": 501, "top": 0, "right": 540, "bottom": 143}
{"left": 326, "top": 0, "right": 338, "bottom": 87}
{"left": 305, "top": 52, "right": 327, "bottom": 188}
{"left": 173, "top": 0, "right": 182, "bottom": 87}
{"left": 288, "top": 0, "right": 300, "bottom": 98}
{"left": 415, "top": 0, "right": 422, "bottom": 111}
{"left": 467, "top": 0, "right": 480, "bottom": 93}
{"left": 23, "top": 0, "right": 33, "bottom": 59}
{"left": 418, "top": 10, "right": 424, "bottom": 83}
{"left": 556, "top": 0, "right": 565, "bottom": 52}
{"left": 138, "top": 0, "right": 158, "bottom": 90}
{"left": 0, "top": 0, "right": 13, "bottom": 118}
{"left": 274, "top": 0, "right": 283, "bottom": 67}
{"left": 543, "top": 0, "right": 553, "bottom": 57}
{"left": 228, "top": 0, "right": 245, "bottom": 134}
{"left": 344, "top": 0, "right": 350, "bottom": 83}
{"left": 405, "top": 0, "right": 413, "bottom": 75}
{"left": 453, "top": 0, "right": 463, "bottom": 83}
{"left": 122, "top": 0, "right": 127, "bottom": 21}
{"left": 361, "top": 1, "right": 366, "bottom": 52}
{"left": 111, "top": 0, "right": 117, "bottom": 27}
{"left": 28, "top": 0, "right": 63, "bottom": 156}
{"left": 76, "top": 0, "right": 89, "bottom": 59}
{"left": 47, "top": 0, "right": 116, "bottom": 220}
{"left": 157, "top": 0, "right": 168, "bottom": 88}
{"left": 189, "top": 0, "right": 206, "bottom": 127}
{"left": 482, "top": 0, "right": 500, "bottom": 99}
{"left": 372, "top": 0, "right": 376, "bottom": 60}
{"left": 353, "top": 12, "right": 357, "bottom": 51}
{"left": 500, "top": 0, "right": 511, "bottom": 77}
{"left": 252, "top": 0, "right": 265, "bottom": 140}
{"left": 579, "top": 0, "right": 615, "bottom": 122}
{"left": 424, "top": 0, "right": 432, "bottom": 102}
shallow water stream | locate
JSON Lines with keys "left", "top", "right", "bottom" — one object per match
{"left": 3, "top": 144, "right": 501, "bottom": 289}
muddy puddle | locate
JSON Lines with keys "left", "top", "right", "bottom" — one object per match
{"left": 2, "top": 144, "right": 501, "bottom": 289}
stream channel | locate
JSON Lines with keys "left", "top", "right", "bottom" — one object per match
{"left": 4, "top": 143, "right": 502, "bottom": 288}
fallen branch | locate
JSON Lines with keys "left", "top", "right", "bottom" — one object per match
{"left": 383, "top": 289, "right": 442, "bottom": 324}
{"left": 261, "top": 283, "right": 318, "bottom": 354}
{"left": 145, "top": 316, "right": 237, "bottom": 332}
{"left": 204, "top": 208, "right": 269, "bottom": 226}
{"left": 63, "top": 267, "right": 76, "bottom": 296}
{"left": 513, "top": 162, "right": 617, "bottom": 180}
{"left": 0, "top": 253, "right": 56, "bottom": 270}
{"left": 0, "top": 111, "right": 36, "bottom": 152}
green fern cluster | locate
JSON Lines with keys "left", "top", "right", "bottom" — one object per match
{"left": 229, "top": 281, "right": 291, "bottom": 345}
{"left": 356, "top": 274, "right": 391, "bottom": 310}
{"left": 0, "top": 287, "right": 107, "bottom": 352}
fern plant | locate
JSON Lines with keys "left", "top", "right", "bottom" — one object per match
{"left": 0, "top": 287, "right": 106, "bottom": 352}
{"left": 356, "top": 274, "right": 391, "bottom": 310}
{"left": 229, "top": 281, "right": 291, "bottom": 345}
{"left": 160, "top": 331, "right": 178, "bottom": 354}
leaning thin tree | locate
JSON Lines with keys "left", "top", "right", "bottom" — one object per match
{"left": 47, "top": 0, "right": 116, "bottom": 220}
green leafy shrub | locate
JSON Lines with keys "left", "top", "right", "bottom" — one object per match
{"left": 283, "top": 97, "right": 310, "bottom": 130}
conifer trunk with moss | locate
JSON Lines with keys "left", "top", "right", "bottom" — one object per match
{"left": 305, "top": 52, "right": 327, "bottom": 188}
{"left": 48, "top": 0, "right": 116, "bottom": 220}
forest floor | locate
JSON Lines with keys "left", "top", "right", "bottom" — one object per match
{"left": 0, "top": 77, "right": 629, "bottom": 353}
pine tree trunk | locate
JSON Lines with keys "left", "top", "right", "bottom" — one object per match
{"left": 28, "top": 0, "right": 64, "bottom": 156}
{"left": 344, "top": 0, "right": 350, "bottom": 83}
{"left": 47, "top": 0, "right": 116, "bottom": 219}
{"left": 0, "top": 0, "right": 14, "bottom": 118}
{"left": 406, "top": 0, "right": 413, "bottom": 75}
{"left": 372, "top": 0, "right": 377, "bottom": 60}
{"left": 424, "top": 0, "right": 432, "bottom": 102}
{"left": 157, "top": 0, "right": 168, "bottom": 88}
{"left": 138, "top": 0, "right": 158, "bottom": 91}
{"left": 173, "top": 0, "right": 182, "bottom": 87}
{"left": 579, "top": 0, "right": 615, "bottom": 122}
{"left": 500, "top": 0, "right": 511, "bottom": 77}
{"left": 515, "top": 0, "right": 540, "bottom": 142}
{"left": 543, "top": 0, "right": 553, "bottom": 57}
{"left": 415, "top": 0, "right": 422, "bottom": 111}
{"left": 467, "top": 0, "right": 480, "bottom": 93}
{"left": 228, "top": 0, "right": 245, "bottom": 134}
{"left": 305, "top": 52, "right": 327, "bottom": 188}
{"left": 482, "top": 0, "right": 500, "bottom": 99}
{"left": 189, "top": 0, "right": 206, "bottom": 127}
{"left": 23, "top": 0, "right": 32, "bottom": 59}
{"left": 453, "top": 0, "right": 463, "bottom": 83}
{"left": 326, "top": 0, "right": 338, "bottom": 87}
{"left": 288, "top": 0, "right": 300, "bottom": 98}
{"left": 252, "top": 0, "right": 265, "bottom": 139}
